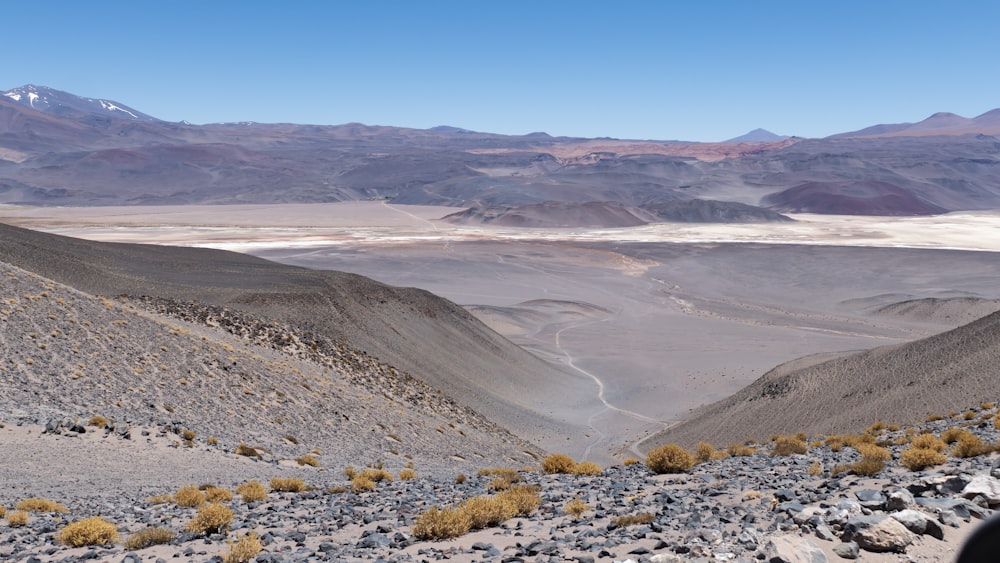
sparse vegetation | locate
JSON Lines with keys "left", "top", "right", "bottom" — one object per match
{"left": 173, "top": 485, "right": 206, "bottom": 507}
{"left": 352, "top": 475, "right": 376, "bottom": 493}
{"left": 614, "top": 512, "right": 655, "bottom": 527}
{"left": 541, "top": 453, "right": 576, "bottom": 474}
{"left": 204, "top": 486, "right": 234, "bottom": 503}
{"left": 235, "top": 442, "right": 259, "bottom": 457}
{"left": 646, "top": 444, "right": 695, "bottom": 474}
{"left": 181, "top": 429, "right": 196, "bottom": 441}
{"left": 570, "top": 461, "right": 603, "bottom": 476}
{"left": 727, "top": 443, "right": 757, "bottom": 457}
{"left": 411, "top": 506, "right": 472, "bottom": 540}
{"left": 770, "top": 435, "right": 808, "bottom": 456}
{"left": 235, "top": 481, "right": 267, "bottom": 503}
{"left": 57, "top": 517, "right": 120, "bottom": 547}
{"left": 15, "top": 498, "right": 68, "bottom": 513}
{"left": 88, "top": 415, "right": 109, "bottom": 428}
{"left": 565, "top": 498, "right": 589, "bottom": 518}
{"left": 399, "top": 468, "right": 417, "bottom": 480}
{"left": 186, "top": 502, "right": 234, "bottom": 535}
{"left": 222, "top": 533, "right": 263, "bottom": 563}
{"left": 6, "top": 510, "right": 28, "bottom": 527}
{"left": 807, "top": 462, "right": 823, "bottom": 476}
{"left": 909, "top": 433, "right": 947, "bottom": 452}
{"left": 124, "top": 527, "right": 175, "bottom": 550}
{"left": 270, "top": 477, "right": 308, "bottom": 492}
{"left": 295, "top": 454, "right": 320, "bottom": 467}
{"left": 900, "top": 447, "right": 948, "bottom": 471}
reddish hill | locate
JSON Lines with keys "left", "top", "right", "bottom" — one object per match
{"left": 762, "top": 181, "right": 949, "bottom": 216}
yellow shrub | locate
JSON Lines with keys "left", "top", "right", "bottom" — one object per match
{"left": 146, "top": 494, "right": 172, "bottom": 505}
{"left": 223, "top": 533, "right": 263, "bottom": 563}
{"left": 565, "top": 498, "right": 589, "bottom": 518}
{"left": 941, "top": 427, "right": 969, "bottom": 444}
{"left": 910, "top": 433, "right": 947, "bottom": 452}
{"left": 854, "top": 443, "right": 891, "bottom": 461}
{"left": 269, "top": 478, "right": 308, "bottom": 492}
{"left": 7, "top": 510, "right": 28, "bottom": 527}
{"left": 360, "top": 468, "right": 393, "bottom": 483}
{"left": 234, "top": 443, "right": 259, "bottom": 457}
{"left": 615, "top": 513, "right": 655, "bottom": 527}
{"left": 694, "top": 442, "right": 717, "bottom": 463}
{"left": 900, "top": 447, "right": 947, "bottom": 471}
{"left": 343, "top": 465, "right": 357, "bottom": 480}
{"left": 952, "top": 433, "right": 996, "bottom": 458}
{"left": 235, "top": 481, "right": 267, "bottom": 503}
{"left": 570, "top": 461, "right": 603, "bottom": 476}
{"left": 15, "top": 498, "right": 68, "bottom": 513}
{"left": 0, "top": 506, "right": 5, "bottom": 517}
{"left": 352, "top": 476, "right": 376, "bottom": 493}
{"left": 173, "top": 485, "right": 206, "bottom": 507}
{"left": 727, "top": 443, "right": 757, "bottom": 457}
{"left": 807, "top": 462, "right": 823, "bottom": 476}
{"left": 647, "top": 444, "right": 695, "bottom": 474}
{"left": 541, "top": 453, "right": 576, "bottom": 474}
{"left": 460, "top": 495, "right": 517, "bottom": 529}
{"left": 57, "top": 517, "right": 120, "bottom": 547}
{"left": 399, "top": 468, "right": 417, "bottom": 480}
{"left": 295, "top": 455, "right": 319, "bottom": 467}
{"left": 770, "top": 435, "right": 808, "bottom": 456}
{"left": 204, "top": 486, "right": 233, "bottom": 503}
{"left": 181, "top": 429, "right": 196, "bottom": 441}
{"left": 88, "top": 415, "right": 109, "bottom": 428}
{"left": 124, "top": 527, "right": 175, "bottom": 550}
{"left": 622, "top": 458, "right": 640, "bottom": 465}
{"left": 497, "top": 485, "right": 541, "bottom": 516}
{"left": 186, "top": 503, "right": 234, "bottom": 535}
{"left": 455, "top": 474, "right": 467, "bottom": 484}
{"left": 411, "top": 506, "right": 472, "bottom": 540}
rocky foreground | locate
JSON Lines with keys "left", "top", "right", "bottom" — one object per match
{"left": 2, "top": 413, "right": 1000, "bottom": 562}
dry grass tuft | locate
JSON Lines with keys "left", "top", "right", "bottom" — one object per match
{"left": 770, "top": 435, "right": 808, "bottom": 456}
{"left": 565, "top": 498, "right": 589, "bottom": 519}
{"left": 295, "top": 454, "right": 319, "bottom": 467}
{"left": 181, "top": 429, "right": 196, "bottom": 441}
{"left": 204, "top": 486, "right": 234, "bottom": 503}
{"left": 57, "top": 517, "right": 119, "bottom": 547}
{"left": 854, "top": 443, "right": 892, "bottom": 461}
{"left": 234, "top": 442, "right": 259, "bottom": 457}
{"left": 222, "top": 533, "right": 263, "bottom": 563}
{"left": 952, "top": 433, "right": 997, "bottom": 458}
{"left": 727, "top": 443, "right": 757, "bottom": 457}
{"left": 807, "top": 462, "right": 823, "bottom": 476}
{"left": 7, "top": 510, "right": 29, "bottom": 527}
{"left": 455, "top": 474, "right": 467, "bottom": 484}
{"left": 570, "top": 461, "right": 603, "bottom": 476}
{"left": 351, "top": 476, "right": 376, "bottom": 493}
{"left": 614, "top": 512, "right": 655, "bottom": 527}
{"left": 499, "top": 484, "right": 542, "bottom": 515}
{"left": 399, "top": 468, "right": 417, "bottom": 481}
{"left": 186, "top": 502, "right": 234, "bottom": 535}
{"left": 146, "top": 494, "right": 172, "bottom": 505}
{"left": 622, "top": 457, "right": 640, "bottom": 465}
{"left": 460, "top": 495, "right": 517, "bottom": 529}
{"left": 541, "top": 453, "right": 576, "bottom": 474}
{"left": 411, "top": 506, "right": 472, "bottom": 540}
{"left": 647, "top": 444, "right": 695, "bottom": 474}
{"left": 269, "top": 477, "right": 308, "bottom": 492}
{"left": 910, "top": 433, "right": 947, "bottom": 452}
{"left": 15, "top": 498, "right": 68, "bottom": 513}
{"left": 0, "top": 506, "right": 5, "bottom": 518}
{"left": 88, "top": 415, "right": 109, "bottom": 428}
{"left": 900, "top": 447, "right": 948, "bottom": 471}
{"left": 124, "top": 527, "right": 175, "bottom": 550}
{"left": 343, "top": 465, "right": 358, "bottom": 480}
{"left": 235, "top": 481, "right": 267, "bottom": 503}
{"left": 173, "top": 485, "right": 206, "bottom": 507}
{"left": 360, "top": 468, "right": 393, "bottom": 483}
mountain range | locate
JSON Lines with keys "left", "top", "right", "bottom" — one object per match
{"left": 2, "top": 85, "right": 1000, "bottom": 219}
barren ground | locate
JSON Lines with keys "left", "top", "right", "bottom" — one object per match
{"left": 3, "top": 203, "right": 1000, "bottom": 460}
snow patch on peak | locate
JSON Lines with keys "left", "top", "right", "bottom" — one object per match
{"left": 98, "top": 100, "right": 139, "bottom": 119}
{"left": 3, "top": 92, "right": 21, "bottom": 102}
{"left": 27, "top": 92, "right": 39, "bottom": 107}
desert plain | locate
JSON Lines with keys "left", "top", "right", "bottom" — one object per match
{"left": 5, "top": 202, "right": 1000, "bottom": 464}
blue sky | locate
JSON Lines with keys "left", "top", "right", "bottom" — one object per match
{"left": 5, "top": 1, "right": 999, "bottom": 141}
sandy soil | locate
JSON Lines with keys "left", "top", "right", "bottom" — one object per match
{"left": 4, "top": 202, "right": 1000, "bottom": 460}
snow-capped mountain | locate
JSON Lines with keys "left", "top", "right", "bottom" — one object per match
{"left": 2, "top": 84, "right": 159, "bottom": 122}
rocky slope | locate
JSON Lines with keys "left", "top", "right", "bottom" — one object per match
{"left": 1, "top": 407, "right": 999, "bottom": 562}
{"left": 0, "top": 223, "right": 592, "bottom": 453}
{"left": 645, "top": 308, "right": 1000, "bottom": 451}
{"left": 0, "top": 260, "right": 539, "bottom": 476}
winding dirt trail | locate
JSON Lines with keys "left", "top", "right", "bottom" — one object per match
{"left": 550, "top": 313, "right": 669, "bottom": 461}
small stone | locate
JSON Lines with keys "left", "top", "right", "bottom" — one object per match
{"left": 765, "top": 536, "right": 828, "bottom": 562}
{"left": 832, "top": 541, "right": 859, "bottom": 559}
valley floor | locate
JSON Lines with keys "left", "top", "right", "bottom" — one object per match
{"left": 4, "top": 203, "right": 997, "bottom": 461}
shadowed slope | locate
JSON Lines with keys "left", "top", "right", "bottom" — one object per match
{"left": 643, "top": 309, "right": 1000, "bottom": 450}
{"left": 0, "top": 223, "right": 594, "bottom": 454}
